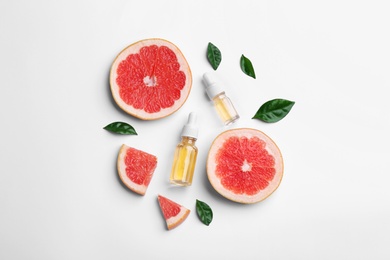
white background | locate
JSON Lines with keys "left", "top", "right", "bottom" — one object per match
{"left": 1, "top": 0, "right": 389, "bottom": 259}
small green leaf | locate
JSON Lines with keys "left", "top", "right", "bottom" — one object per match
{"left": 103, "top": 121, "right": 137, "bottom": 135}
{"left": 253, "top": 99, "right": 295, "bottom": 123}
{"left": 196, "top": 199, "right": 213, "bottom": 226}
{"left": 240, "top": 54, "right": 256, "bottom": 79}
{"left": 207, "top": 42, "right": 222, "bottom": 70}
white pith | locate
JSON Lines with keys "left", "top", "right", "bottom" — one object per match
{"left": 110, "top": 38, "right": 192, "bottom": 120}
{"left": 241, "top": 159, "right": 252, "bottom": 172}
{"left": 166, "top": 206, "right": 190, "bottom": 230}
{"left": 207, "top": 128, "right": 284, "bottom": 204}
{"left": 143, "top": 75, "right": 157, "bottom": 87}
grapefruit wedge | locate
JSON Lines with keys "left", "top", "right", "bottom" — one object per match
{"left": 117, "top": 144, "right": 157, "bottom": 195}
{"left": 207, "top": 128, "right": 284, "bottom": 204}
{"left": 110, "top": 38, "right": 192, "bottom": 120}
{"left": 157, "top": 195, "right": 190, "bottom": 230}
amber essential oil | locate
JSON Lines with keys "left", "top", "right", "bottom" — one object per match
{"left": 203, "top": 72, "right": 240, "bottom": 125}
{"left": 169, "top": 112, "right": 199, "bottom": 186}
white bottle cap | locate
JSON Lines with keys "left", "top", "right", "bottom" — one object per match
{"left": 181, "top": 112, "right": 198, "bottom": 139}
{"left": 203, "top": 72, "right": 224, "bottom": 100}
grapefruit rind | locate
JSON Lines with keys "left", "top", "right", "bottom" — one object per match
{"left": 110, "top": 38, "right": 192, "bottom": 120}
{"left": 117, "top": 144, "right": 157, "bottom": 196}
{"left": 207, "top": 128, "right": 284, "bottom": 204}
{"left": 158, "top": 195, "right": 190, "bottom": 230}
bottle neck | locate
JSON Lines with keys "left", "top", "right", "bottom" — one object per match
{"left": 212, "top": 91, "right": 226, "bottom": 100}
{"left": 181, "top": 136, "right": 197, "bottom": 144}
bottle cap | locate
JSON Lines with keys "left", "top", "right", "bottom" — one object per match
{"left": 203, "top": 72, "right": 224, "bottom": 100}
{"left": 181, "top": 112, "right": 198, "bottom": 139}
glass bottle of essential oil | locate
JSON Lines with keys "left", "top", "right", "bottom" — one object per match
{"left": 203, "top": 72, "right": 240, "bottom": 125}
{"left": 169, "top": 112, "right": 199, "bottom": 186}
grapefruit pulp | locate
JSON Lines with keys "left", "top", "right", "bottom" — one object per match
{"left": 117, "top": 144, "right": 157, "bottom": 195}
{"left": 207, "top": 128, "right": 283, "bottom": 204}
{"left": 110, "top": 38, "right": 192, "bottom": 120}
{"left": 157, "top": 195, "right": 190, "bottom": 230}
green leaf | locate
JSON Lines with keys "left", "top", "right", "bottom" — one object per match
{"left": 103, "top": 121, "right": 137, "bottom": 135}
{"left": 196, "top": 199, "right": 213, "bottom": 226}
{"left": 207, "top": 42, "right": 222, "bottom": 70}
{"left": 240, "top": 54, "right": 256, "bottom": 79}
{"left": 253, "top": 99, "right": 295, "bottom": 123}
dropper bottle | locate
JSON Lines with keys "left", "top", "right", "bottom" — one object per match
{"left": 169, "top": 112, "right": 199, "bottom": 186}
{"left": 203, "top": 72, "right": 240, "bottom": 125}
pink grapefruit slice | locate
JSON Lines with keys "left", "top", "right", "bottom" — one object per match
{"left": 110, "top": 38, "right": 192, "bottom": 120}
{"left": 207, "top": 128, "right": 284, "bottom": 204}
{"left": 117, "top": 144, "right": 157, "bottom": 195}
{"left": 157, "top": 195, "right": 190, "bottom": 230}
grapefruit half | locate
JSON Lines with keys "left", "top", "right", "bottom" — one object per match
{"left": 157, "top": 195, "right": 190, "bottom": 230}
{"left": 117, "top": 144, "right": 157, "bottom": 195}
{"left": 207, "top": 128, "right": 284, "bottom": 204}
{"left": 110, "top": 38, "right": 192, "bottom": 120}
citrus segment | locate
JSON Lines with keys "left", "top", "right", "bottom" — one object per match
{"left": 157, "top": 195, "right": 190, "bottom": 230}
{"left": 117, "top": 144, "right": 157, "bottom": 195}
{"left": 110, "top": 38, "right": 192, "bottom": 120}
{"left": 207, "top": 128, "right": 283, "bottom": 204}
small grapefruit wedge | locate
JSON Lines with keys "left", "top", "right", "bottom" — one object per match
{"left": 157, "top": 195, "right": 190, "bottom": 230}
{"left": 117, "top": 144, "right": 157, "bottom": 195}
{"left": 110, "top": 38, "right": 192, "bottom": 120}
{"left": 207, "top": 128, "right": 284, "bottom": 204}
